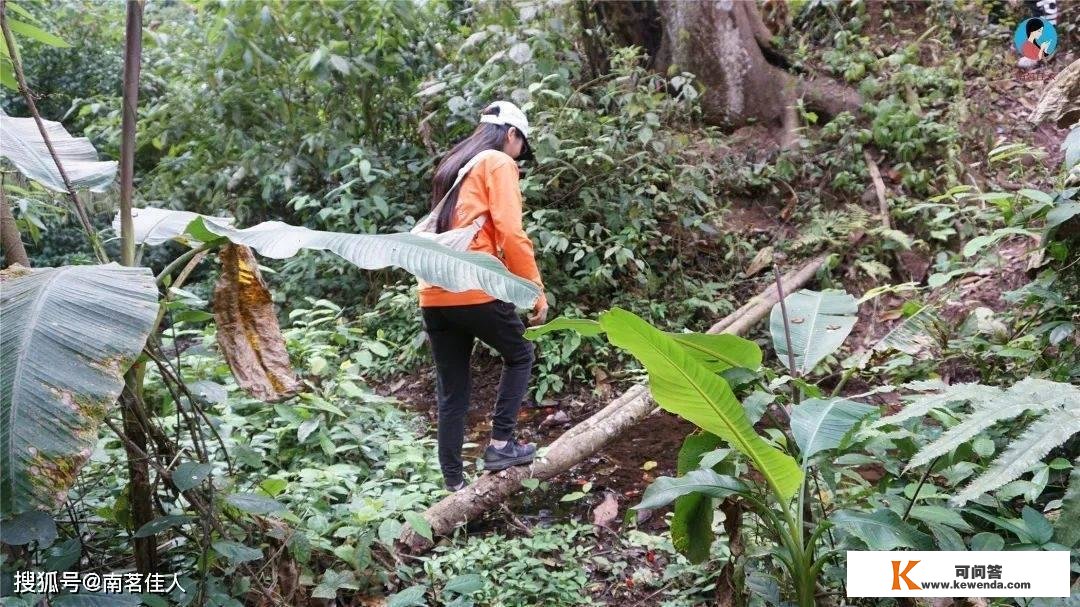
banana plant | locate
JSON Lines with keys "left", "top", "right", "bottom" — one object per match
{"left": 121, "top": 206, "right": 542, "bottom": 309}
{"left": 0, "top": 264, "right": 158, "bottom": 519}
{"left": 0, "top": 109, "right": 117, "bottom": 193}
{"left": 528, "top": 291, "right": 884, "bottom": 606}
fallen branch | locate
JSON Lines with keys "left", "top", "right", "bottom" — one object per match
{"left": 863, "top": 149, "right": 891, "bottom": 230}
{"left": 398, "top": 254, "right": 830, "bottom": 553}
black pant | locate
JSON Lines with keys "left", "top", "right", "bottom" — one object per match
{"left": 421, "top": 300, "right": 535, "bottom": 484}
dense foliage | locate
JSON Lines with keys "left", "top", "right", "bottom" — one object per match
{"left": 2, "top": 0, "right": 1078, "bottom": 606}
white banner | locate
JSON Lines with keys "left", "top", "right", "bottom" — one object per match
{"left": 846, "top": 551, "right": 1071, "bottom": 598}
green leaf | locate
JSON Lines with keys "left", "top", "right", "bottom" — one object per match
{"left": 0, "top": 110, "right": 116, "bottom": 192}
{"left": 312, "top": 569, "right": 357, "bottom": 599}
{"left": 1, "top": 265, "right": 158, "bottom": 516}
{"left": 634, "top": 469, "right": 746, "bottom": 510}
{"left": 444, "top": 573, "right": 484, "bottom": 595}
{"left": 963, "top": 510, "right": 1031, "bottom": 543}
{"left": 0, "top": 510, "right": 56, "bottom": 546}
{"left": 134, "top": 515, "right": 195, "bottom": 538}
{"left": 212, "top": 540, "right": 263, "bottom": 563}
{"left": 668, "top": 332, "right": 763, "bottom": 372}
{"left": 224, "top": 492, "right": 285, "bottom": 514}
{"left": 172, "top": 309, "right": 213, "bottom": 323}
{"left": 1046, "top": 202, "right": 1080, "bottom": 228}
{"left": 387, "top": 584, "right": 428, "bottom": 607}
{"left": 790, "top": 398, "right": 875, "bottom": 467}
{"left": 7, "top": 19, "right": 69, "bottom": 47}
{"left": 520, "top": 478, "right": 540, "bottom": 490}
{"left": 259, "top": 478, "right": 288, "bottom": 497}
{"left": 44, "top": 537, "right": 81, "bottom": 571}
{"left": 770, "top": 289, "right": 858, "bottom": 375}
{"left": 139, "top": 595, "right": 170, "bottom": 607}
{"left": 872, "top": 303, "right": 944, "bottom": 356}
{"left": 124, "top": 207, "right": 541, "bottom": 309}
{"left": 907, "top": 506, "right": 972, "bottom": 532}
{"left": 1062, "top": 126, "right": 1080, "bottom": 169}
{"left": 524, "top": 316, "right": 602, "bottom": 339}
{"left": 928, "top": 523, "right": 967, "bottom": 551}
{"left": 403, "top": 511, "right": 432, "bottom": 542}
{"left": 378, "top": 518, "right": 402, "bottom": 547}
{"left": 830, "top": 509, "right": 934, "bottom": 550}
{"left": 670, "top": 432, "right": 724, "bottom": 563}
{"left": 172, "top": 462, "right": 213, "bottom": 492}
{"left": 1021, "top": 505, "right": 1053, "bottom": 545}
{"left": 962, "top": 227, "right": 1036, "bottom": 257}
{"left": 1017, "top": 188, "right": 1054, "bottom": 205}
{"left": 671, "top": 486, "right": 715, "bottom": 564}
{"left": 970, "top": 532, "right": 1004, "bottom": 551}
{"left": 676, "top": 432, "right": 723, "bottom": 475}
{"left": 600, "top": 308, "right": 802, "bottom": 502}
{"left": 1053, "top": 464, "right": 1080, "bottom": 547}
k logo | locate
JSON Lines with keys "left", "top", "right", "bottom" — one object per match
{"left": 891, "top": 560, "right": 921, "bottom": 591}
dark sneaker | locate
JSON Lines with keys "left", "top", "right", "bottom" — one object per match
{"left": 482, "top": 441, "right": 536, "bottom": 471}
{"left": 446, "top": 479, "right": 467, "bottom": 492}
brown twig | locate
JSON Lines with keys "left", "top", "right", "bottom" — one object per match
{"left": 863, "top": 149, "right": 891, "bottom": 230}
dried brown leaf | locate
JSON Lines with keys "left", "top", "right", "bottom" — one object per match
{"left": 213, "top": 244, "right": 300, "bottom": 402}
{"left": 591, "top": 492, "right": 619, "bottom": 527}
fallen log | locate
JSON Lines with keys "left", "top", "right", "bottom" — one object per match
{"left": 399, "top": 254, "right": 829, "bottom": 553}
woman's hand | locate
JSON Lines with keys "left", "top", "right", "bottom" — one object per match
{"left": 528, "top": 298, "right": 548, "bottom": 326}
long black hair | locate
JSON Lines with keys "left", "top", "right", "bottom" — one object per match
{"left": 1026, "top": 18, "right": 1045, "bottom": 38}
{"left": 431, "top": 106, "right": 509, "bottom": 233}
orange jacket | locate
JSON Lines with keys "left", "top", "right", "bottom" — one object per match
{"left": 418, "top": 150, "right": 546, "bottom": 308}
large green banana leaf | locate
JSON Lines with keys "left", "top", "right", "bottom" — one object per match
{"left": 0, "top": 109, "right": 117, "bottom": 193}
{"left": 599, "top": 308, "right": 803, "bottom": 502}
{"left": 526, "top": 316, "right": 764, "bottom": 372}
{"left": 789, "top": 397, "right": 876, "bottom": 468}
{"left": 770, "top": 289, "right": 858, "bottom": 375}
{"left": 119, "top": 207, "right": 541, "bottom": 309}
{"left": 0, "top": 264, "right": 158, "bottom": 515}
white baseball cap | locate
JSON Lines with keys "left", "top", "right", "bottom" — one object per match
{"left": 479, "top": 101, "right": 533, "bottom": 160}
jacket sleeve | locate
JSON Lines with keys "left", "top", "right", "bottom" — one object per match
{"left": 486, "top": 157, "right": 547, "bottom": 307}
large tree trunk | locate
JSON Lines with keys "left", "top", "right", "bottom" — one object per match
{"left": 657, "top": 0, "right": 794, "bottom": 129}
{"left": 595, "top": 0, "right": 859, "bottom": 141}
{"left": 398, "top": 254, "right": 829, "bottom": 553}
{"left": 0, "top": 183, "right": 29, "bottom": 268}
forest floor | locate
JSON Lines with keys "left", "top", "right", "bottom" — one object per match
{"left": 368, "top": 7, "right": 1074, "bottom": 605}
{"left": 371, "top": 53, "right": 1071, "bottom": 607}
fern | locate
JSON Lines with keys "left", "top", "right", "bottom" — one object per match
{"left": 906, "top": 401, "right": 1055, "bottom": 470}
{"left": 954, "top": 408, "right": 1080, "bottom": 505}
{"left": 872, "top": 304, "right": 948, "bottom": 357}
{"left": 870, "top": 383, "right": 999, "bottom": 428}
{"left": 875, "top": 379, "right": 1080, "bottom": 506}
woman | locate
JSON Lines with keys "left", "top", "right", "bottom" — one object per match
{"left": 1021, "top": 18, "right": 1051, "bottom": 61}
{"left": 419, "top": 101, "right": 548, "bottom": 492}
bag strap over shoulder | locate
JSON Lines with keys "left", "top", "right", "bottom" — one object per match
{"left": 411, "top": 149, "right": 503, "bottom": 234}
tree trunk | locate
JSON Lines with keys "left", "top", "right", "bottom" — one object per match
{"left": 398, "top": 254, "right": 829, "bottom": 553}
{"left": 118, "top": 0, "right": 156, "bottom": 574}
{"left": 657, "top": 0, "right": 794, "bottom": 129}
{"left": 0, "top": 182, "right": 29, "bottom": 268}
{"left": 597, "top": 0, "right": 859, "bottom": 141}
